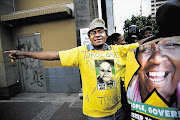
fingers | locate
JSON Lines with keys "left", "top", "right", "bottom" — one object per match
{"left": 4, "top": 50, "right": 17, "bottom": 54}
{"left": 4, "top": 50, "right": 17, "bottom": 59}
{"left": 9, "top": 53, "right": 17, "bottom": 59}
{"left": 10, "top": 55, "right": 17, "bottom": 60}
{"left": 4, "top": 50, "right": 13, "bottom": 53}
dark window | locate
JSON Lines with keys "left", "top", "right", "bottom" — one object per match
{"left": 156, "top": 0, "right": 167, "bottom": 2}
{"left": 156, "top": 3, "right": 162, "bottom": 6}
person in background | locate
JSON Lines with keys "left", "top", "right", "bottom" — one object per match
{"left": 5, "top": 18, "right": 148, "bottom": 120}
{"left": 106, "top": 33, "right": 126, "bottom": 45}
{"left": 141, "top": 26, "right": 153, "bottom": 38}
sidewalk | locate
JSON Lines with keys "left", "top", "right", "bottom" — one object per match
{"left": 0, "top": 93, "right": 87, "bottom": 120}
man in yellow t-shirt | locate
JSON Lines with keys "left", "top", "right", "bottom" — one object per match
{"left": 5, "top": 18, "right": 147, "bottom": 119}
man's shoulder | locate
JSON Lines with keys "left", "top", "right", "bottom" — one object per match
{"left": 111, "top": 43, "right": 139, "bottom": 48}
{"left": 72, "top": 45, "right": 87, "bottom": 51}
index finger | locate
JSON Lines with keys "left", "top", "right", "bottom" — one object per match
{"left": 4, "top": 50, "right": 14, "bottom": 53}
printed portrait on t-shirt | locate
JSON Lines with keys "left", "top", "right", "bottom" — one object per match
{"left": 95, "top": 59, "right": 116, "bottom": 90}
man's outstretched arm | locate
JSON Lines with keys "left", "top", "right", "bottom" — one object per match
{"left": 4, "top": 50, "right": 60, "bottom": 61}
{"left": 138, "top": 37, "right": 149, "bottom": 45}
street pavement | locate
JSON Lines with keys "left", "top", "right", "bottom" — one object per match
{"left": 0, "top": 93, "right": 88, "bottom": 120}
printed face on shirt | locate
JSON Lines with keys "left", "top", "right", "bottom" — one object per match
{"left": 89, "top": 28, "right": 107, "bottom": 47}
{"left": 136, "top": 37, "right": 180, "bottom": 103}
{"left": 99, "top": 61, "right": 113, "bottom": 82}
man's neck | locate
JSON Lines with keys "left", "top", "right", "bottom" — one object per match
{"left": 93, "top": 44, "right": 105, "bottom": 51}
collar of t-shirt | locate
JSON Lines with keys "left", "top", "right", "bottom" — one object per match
{"left": 87, "top": 43, "right": 112, "bottom": 51}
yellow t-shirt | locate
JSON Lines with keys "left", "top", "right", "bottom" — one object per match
{"left": 59, "top": 43, "right": 139, "bottom": 117}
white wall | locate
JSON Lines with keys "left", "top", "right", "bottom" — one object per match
{"left": 141, "top": 0, "right": 151, "bottom": 16}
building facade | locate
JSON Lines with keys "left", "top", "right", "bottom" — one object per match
{"left": 0, "top": 0, "right": 116, "bottom": 99}
{"left": 151, "top": 0, "right": 168, "bottom": 17}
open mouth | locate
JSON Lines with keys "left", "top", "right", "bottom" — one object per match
{"left": 146, "top": 71, "right": 170, "bottom": 82}
{"left": 103, "top": 75, "right": 111, "bottom": 78}
{"left": 94, "top": 39, "right": 102, "bottom": 42}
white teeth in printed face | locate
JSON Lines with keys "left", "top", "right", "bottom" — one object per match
{"left": 148, "top": 72, "right": 165, "bottom": 82}
{"left": 149, "top": 72, "right": 165, "bottom": 76}
{"left": 149, "top": 78, "right": 164, "bottom": 82}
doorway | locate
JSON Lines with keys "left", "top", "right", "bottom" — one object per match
{"left": 16, "top": 33, "right": 46, "bottom": 92}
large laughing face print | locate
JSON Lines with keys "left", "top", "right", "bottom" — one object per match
{"left": 136, "top": 37, "right": 180, "bottom": 103}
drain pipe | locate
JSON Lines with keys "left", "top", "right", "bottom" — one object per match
{"left": 97, "top": 0, "right": 102, "bottom": 19}
{"left": 12, "top": 0, "right": 15, "bottom": 12}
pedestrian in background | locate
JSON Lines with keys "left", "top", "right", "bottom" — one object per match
{"left": 141, "top": 26, "right": 153, "bottom": 38}
{"left": 5, "top": 18, "right": 148, "bottom": 120}
{"left": 106, "top": 33, "right": 126, "bottom": 45}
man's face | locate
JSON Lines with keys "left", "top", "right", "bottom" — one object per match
{"left": 89, "top": 28, "right": 107, "bottom": 47}
{"left": 99, "top": 62, "right": 112, "bottom": 82}
{"left": 137, "top": 38, "right": 180, "bottom": 102}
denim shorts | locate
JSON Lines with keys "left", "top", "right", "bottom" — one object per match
{"left": 87, "top": 107, "right": 124, "bottom": 120}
